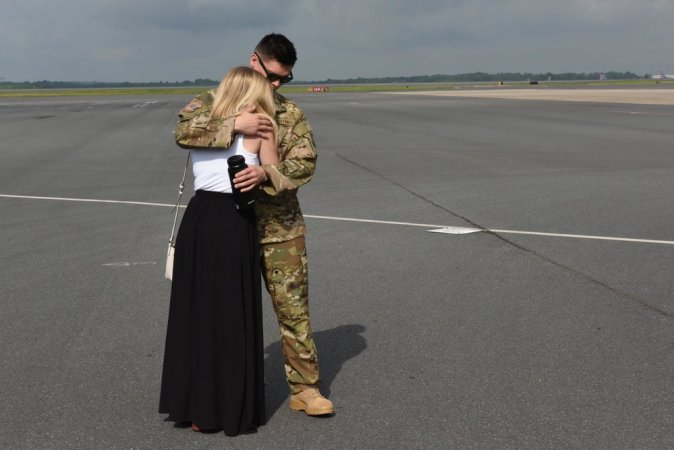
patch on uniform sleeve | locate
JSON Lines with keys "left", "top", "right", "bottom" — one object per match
{"left": 181, "top": 100, "right": 203, "bottom": 113}
{"left": 293, "top": 120, "right": 313, "bottom": 137}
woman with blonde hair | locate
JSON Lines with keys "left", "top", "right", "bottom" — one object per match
{"left": 159, "top": 66, "right": 277, "bottom": 436}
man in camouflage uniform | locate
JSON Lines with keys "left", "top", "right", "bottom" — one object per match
{"left": 174, "top": 33, "right": 333, "bottom": 416}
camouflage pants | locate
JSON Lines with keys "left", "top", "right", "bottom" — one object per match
{"left": 261, "top": 237, "right": 319, "bottom": 394}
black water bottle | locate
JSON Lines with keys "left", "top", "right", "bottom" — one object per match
{"left": 227, "top": 155, "right": 255, "bottom": 210}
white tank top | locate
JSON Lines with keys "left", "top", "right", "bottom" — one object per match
{"left": 191, "top": 135, "right": 259, "bottom": 193}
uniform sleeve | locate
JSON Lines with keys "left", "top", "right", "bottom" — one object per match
{"left": 174, "top": 91, "right": 236, "bottom": 149}
{"left": 260, "top": 113, "right": 317, "bottom": 196}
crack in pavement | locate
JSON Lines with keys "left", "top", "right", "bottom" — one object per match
{"left": 335, "top": 152, "right": 672, "bottom": 319}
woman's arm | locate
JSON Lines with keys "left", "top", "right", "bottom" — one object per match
{"left": 258, "top": 131, "right": 279, "bottom": 165}
{"left": 234, "top": 131, "right": 278, "bottom": 193}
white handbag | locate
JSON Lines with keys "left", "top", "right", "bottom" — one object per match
{"left": 165, "top": 153, "right": 190, "bottom": 281}
{"left": 165, "top": 242, "right": 176, "bottom": 281}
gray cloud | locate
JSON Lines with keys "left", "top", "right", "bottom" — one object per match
{"left": 92, "top": 0, "right": 293, "bottom": 32}
{"left": 1, "top": 0, "right": 672, "bottom": 81}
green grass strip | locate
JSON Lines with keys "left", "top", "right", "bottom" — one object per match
{"left": 1, "top": 79, "right": 671, "bottom": 98}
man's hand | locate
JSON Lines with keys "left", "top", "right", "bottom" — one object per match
{"left": 234, "top": 105, "right": 274, "bottom": 137}
{"left": 233, "top": 166, "right": 268, "bottom": 192}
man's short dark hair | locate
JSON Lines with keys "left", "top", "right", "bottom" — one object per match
{"left": 255, "top": 33, "right": 297, "bottom": 67}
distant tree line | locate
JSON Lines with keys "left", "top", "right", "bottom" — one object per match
{"left": 0, "top": 72, "right": 642, "bottom": 89}
{"left": 306, "top": 71, "right": 642, "bottom": 84}
{"left": 0, "top": 79, "right": 219, "bottom": 89}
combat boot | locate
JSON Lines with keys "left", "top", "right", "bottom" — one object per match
{"left": 289, "top": 388, "right": 334, "bottom": 416}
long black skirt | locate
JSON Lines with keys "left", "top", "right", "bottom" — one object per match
{"left": 159, "top": 190, "right": 265, "bottom": 436}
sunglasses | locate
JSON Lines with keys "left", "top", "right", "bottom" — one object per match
{"left": 255, "top": 52, "right": 294, "bottom": 84}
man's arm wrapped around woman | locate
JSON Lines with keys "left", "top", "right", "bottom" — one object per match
{"left": 175, "top": 90, "right": 237, "bottom": 150}
{"left": 174, "top": 92, "right": 317, "bottom": 198}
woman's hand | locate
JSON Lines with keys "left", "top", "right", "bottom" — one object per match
{"left": 233, "top": 166, "right": 268, "bottom": 192}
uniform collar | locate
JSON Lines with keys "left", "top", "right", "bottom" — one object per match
{"left": 274, "top": 92, "right": 287, "bottom": 115}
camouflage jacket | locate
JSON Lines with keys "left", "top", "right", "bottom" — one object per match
{"left": 175, "top": 89, "right": 317, "bottom": 244}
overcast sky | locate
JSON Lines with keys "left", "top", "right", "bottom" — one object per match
{"left": 1, "top": 0, "right": 673, "bottom": 82}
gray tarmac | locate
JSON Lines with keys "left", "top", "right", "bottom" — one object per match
{"left": 0, "top": 91, "right": 673, "bottom": 449}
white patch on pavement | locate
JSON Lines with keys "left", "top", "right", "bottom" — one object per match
{"left": 427, "top": 226, "right": 482, "bottom": 235}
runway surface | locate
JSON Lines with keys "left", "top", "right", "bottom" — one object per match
{"left": 1, "top": 90, "right": 673, "bottom": 449}
{"left": 390, "top": 87, "right": 674, "bottom": 105}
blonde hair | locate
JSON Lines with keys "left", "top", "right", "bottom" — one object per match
{"left": 211, "top": 66, "right": 278, "bottom": 137}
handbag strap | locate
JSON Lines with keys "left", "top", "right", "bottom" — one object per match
{"left": 169, "top": 152, "right": 190, "bottom": 246}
